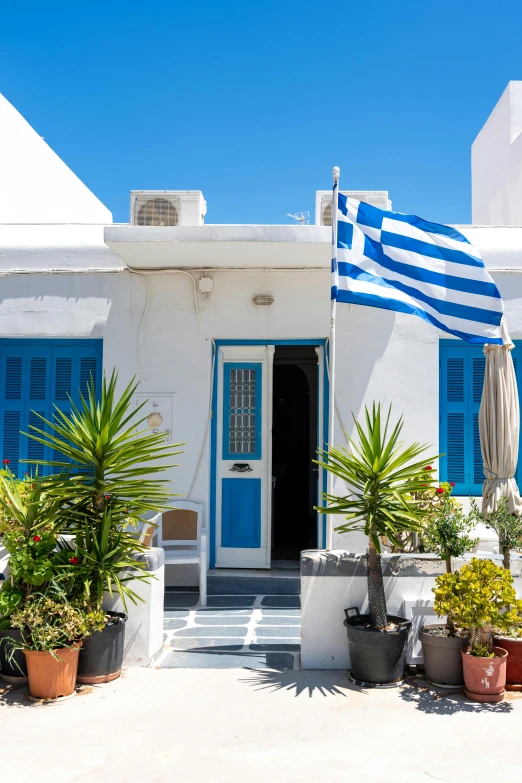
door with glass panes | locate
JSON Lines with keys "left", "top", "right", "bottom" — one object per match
{"left": 216, "top": 346, "right": 274, "bottom": 568}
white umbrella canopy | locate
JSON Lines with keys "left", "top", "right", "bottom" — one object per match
{"left": 479, "top": 319, "right": 522, "bottom": 516}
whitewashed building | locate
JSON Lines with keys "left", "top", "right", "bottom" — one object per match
{"left": 1, "top": 83, "right": 522, "bottom": 583}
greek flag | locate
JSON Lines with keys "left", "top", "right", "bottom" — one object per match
{"left": 332, "top": 194, "right": 504, "bottom": 344}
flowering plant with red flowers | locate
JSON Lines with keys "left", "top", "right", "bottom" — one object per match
{"left": 0, "top": 472, "right": 72, "bottom": 631}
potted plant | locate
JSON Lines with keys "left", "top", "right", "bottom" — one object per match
{"left": 0, "top": 472, "right": 67, "bottom": 683}
{"left": 470, "top": 495, "right": 522, "bottom": 571}
{"left": 418, "top": 487, "right": 478, "bottom": 687}
{"left": 25, "top": 371, "right": 182, "bottom": 683}
{"left": 6, "top": 586, "right": 104, "bottom": 700}
{"left": 433, "top": 557, "right": 522, "bottom": 702}
{"left": 316, "top": 403, "right": 438, "bottom": 685}
{"left": 468, "top": 496, "right": 522, "bottom": 689}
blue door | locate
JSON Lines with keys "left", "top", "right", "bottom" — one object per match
{"left": 216, "top": 346, "right": 273, "bottom": 568}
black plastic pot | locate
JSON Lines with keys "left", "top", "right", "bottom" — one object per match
{"left": 76, "top": 611, "right": 127, "bottom": 684}
{"left": 0, "top": 628, "right": 28, "bottom": 684}
{"left": 419, "top": 624, "right": 467, "bottom": 687}
{"left": 344, "top": 607, "right": 411, "bottom": 686}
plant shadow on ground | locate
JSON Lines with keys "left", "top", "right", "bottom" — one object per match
{"left": 240, "top": 668, "right": 364, "bottom": 698}
{"left": 0, "top": 682, "right": 96, "bottom": 709}
{"left": 0, "top": 683, "right": 40, "bottom": 708}
{"left": 399, "top": 677, "right": 514, "bottom": 714}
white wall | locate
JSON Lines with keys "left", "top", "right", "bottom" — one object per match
{"left": 472, "top": 82, "right": 522, "bottom": 225}
{"left": 2, "top": 225, "right": 522, "bottom": 571}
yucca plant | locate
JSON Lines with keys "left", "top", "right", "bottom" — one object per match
{"left": 316, "top": 403, "right": 438, "bottom": 629}
{"left": 24, "top": 371, "right": 182, "bottom": 519}
{"left": 55, "top": 508, "right": 152, "bottom": 611}
{"left": 21, "top": 370, "right": 183, "bottom": 611}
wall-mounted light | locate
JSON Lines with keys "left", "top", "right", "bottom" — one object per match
{"left": 252, "top": 295, "right": 274, "bottom": 306}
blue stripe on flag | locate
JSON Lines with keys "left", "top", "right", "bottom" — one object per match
{"left": 338, "top": 262, "right": 503, "bottom": 326}
{"left": 354, "top": 200, "right": 473, "bottom": 244}
{"left": 383, "top": 211, "right": 472, "bottom": 244}
{"left": 337, "top": 220, "right": 353, "bottom": 250}
{"left": 379, "top": 231, "right": 487, "bottom": 270}
{"left": 335, "top": 289, "right": 502, "bottom": 344}
{"left": 360, "top": 235, "right": 500, "bottom": 298}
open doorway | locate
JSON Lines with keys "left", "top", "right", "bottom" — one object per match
{"left": 271, "top": 345, "right": 319, "bottom": 564}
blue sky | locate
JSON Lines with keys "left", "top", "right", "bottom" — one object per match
{"left": 1, "top": 1, "right": 520, "bottom": 224}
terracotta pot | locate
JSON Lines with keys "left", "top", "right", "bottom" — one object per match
{"left": 493, "top": 635, "right": 522, "bottom": 690}
{"left": 462, "top": 646, "right": 508, "bottom": 703}
{"left": 24, "top": 643, "right": 82, "bottom": 700}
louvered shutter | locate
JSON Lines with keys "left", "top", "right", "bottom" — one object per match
{"left": 50, "top": 345, "right": 102, "bottom": 474}
{"left": 440, "top": 341, "right": 522, "bottom": 496}
{"left": 0, "top": 347, "right": 53, "bottom": 478}
{"left": 470, "top": 356, "right": 486, "bottom": 494}
{"left": 440, "top": 347, "right": 469, "bottom": 495}
{"left": 0, "top": 340, "right": 102, "bottom": 478}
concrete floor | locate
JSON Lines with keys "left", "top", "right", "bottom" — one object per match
{"left": 1, "top": 669, "right": 522, "bottom": 783}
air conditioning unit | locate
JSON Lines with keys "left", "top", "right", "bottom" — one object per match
{"left": 130, "top": 190, "right": 207, "bottom": 227}
{"left": 315, "top": 190, "right": 392, "bottom": 226}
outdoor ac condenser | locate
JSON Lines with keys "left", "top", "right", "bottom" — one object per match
{"left": 130, "top": 190, "right": 207, "bottom": 227}
{"left": 315, "top": 190, "right": 392, "bottom": 226}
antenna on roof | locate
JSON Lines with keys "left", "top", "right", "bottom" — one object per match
{"left": 286, "top": 211, "right": 310, "bottom": 225}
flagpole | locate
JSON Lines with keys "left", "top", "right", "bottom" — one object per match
{"left": 326, "top": 165, "right": 340, "bottom": 550}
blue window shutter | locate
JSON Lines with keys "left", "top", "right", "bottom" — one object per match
{"left": 0, "top": 340, "right": 102, "bottom": 478}
{"left": 470, "top": 357, "right": 486, "bottom": 494}
{"left": 440, "top": 341, "right": 522, "bottom": 496}
{"left": 440, "top": 347, "right": 469, "bottom": 494}
{"left": 514, "top": 351, "right": 521, "bottom": 488}
{"left": 50, "top": 344, "right": 102, "bottom": 473}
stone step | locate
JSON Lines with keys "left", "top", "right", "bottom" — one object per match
{"left": 207, "top": 569, "right": 300, "bottom": 596}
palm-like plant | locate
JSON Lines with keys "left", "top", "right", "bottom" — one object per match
{"left": 316, "top": 403, "right": 438, "bottom": 629}
{"left": 24, "top": 371, "right": 182, "bottom": 519}
{"left": 21, "top": 370, "right": 183, "bottom": 611}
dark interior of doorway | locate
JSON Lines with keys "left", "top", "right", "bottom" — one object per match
{"left": 271, "top": 345, "right": 319, "bottom": 564}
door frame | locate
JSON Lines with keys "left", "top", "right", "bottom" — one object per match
{"left": 209, "top": 339, "right": 329, "bottom": 569}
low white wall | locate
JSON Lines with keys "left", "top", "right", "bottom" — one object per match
{"left": 300, "top": 550, "right": 522, "bottom": 670}
{"left": 0, "top": 544, "right": 8, "bottom": 579}
{"left": 103, "top": 548, "right": 165, "bottom": 667}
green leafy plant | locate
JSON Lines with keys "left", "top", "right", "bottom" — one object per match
{"left": 0, "top": 473, "right": 73, "bottom": 626}
{"left": 469, "top": 495, "right": 522, "bottom": 570}
{"left": 422, "top": 492, "right": 479, "bottom": 574}
{"left": 8, "top": 586, "right": 105, "bottom": 655}
{"left": 0, "top": 585, "right": 23, "bottom": 630}
{"left": 315, "top": 403, "right": 438, "bottom": 629}
{"left": 0, "top": 468, "right": 35, "bottom": 535}
{"left": 433, "top": 557, "right": 522, "bottom": 656}
{"left": 389, "top": 475, "right": 454, "bottom": 553}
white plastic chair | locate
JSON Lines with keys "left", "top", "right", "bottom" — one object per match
{"left": 150, "top": 501, "right": 207, "bottom": 606}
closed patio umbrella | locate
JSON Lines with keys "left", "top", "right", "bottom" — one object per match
{"left": 479, "top": 319, "right": 522, "bottom": 517}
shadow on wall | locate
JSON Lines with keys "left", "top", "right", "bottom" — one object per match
{"left": 0, "top": 276, "right": 112, "bottom": 339}
{"left": 334, "top": 305, "right": 396, "bottom": 438}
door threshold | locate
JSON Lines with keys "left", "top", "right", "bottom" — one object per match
{"left": 209, "top": 567, "right": 300, "bottom": 577}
